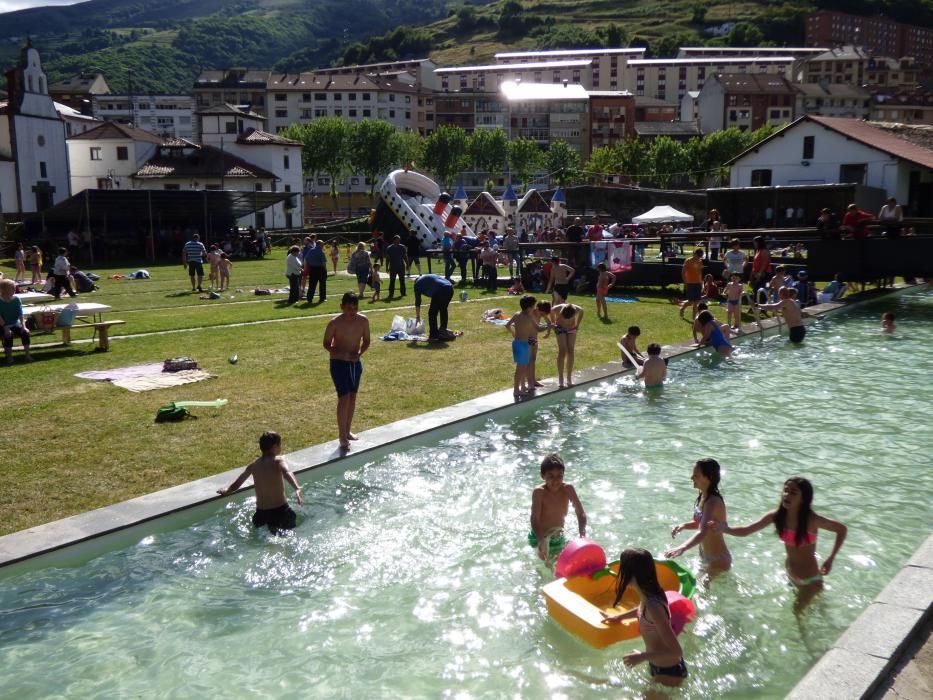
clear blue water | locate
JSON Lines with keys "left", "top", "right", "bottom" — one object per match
{"left": 1, "top": 289, "right": 931, "bottom": 699}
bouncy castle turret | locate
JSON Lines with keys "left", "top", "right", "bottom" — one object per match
{"left": 501, "top": 183, "right": 518, "bottom": 228}
{"left": 433, "top": 192, "right": 452, "bottom": 216}
{"left": 453, "top": 184, "right": 467, "bottom": 206}
{"left": 550, "top": 188, "right": 567, "bottom": 226}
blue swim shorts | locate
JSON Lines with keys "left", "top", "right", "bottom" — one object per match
{"left": 512, "top": 338, "right": 531, "bottom": 366}
{"left": 330, "top": 359, "right": 363, "bottom": 396}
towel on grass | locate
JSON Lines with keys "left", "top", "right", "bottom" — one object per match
{"left": 382, "top": 330, "right": 428, "bottom": 341}
{"left": 111, "top": 370, "right": 214, "bottom": 393}
{"left": 75, "top": 363, "right": 165, "bottom": 381}
{"left": 606, "top": 296, "right": 639, "bottom": 304}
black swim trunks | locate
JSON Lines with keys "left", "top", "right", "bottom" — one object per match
{"left": 330, "top": 359, "right": 363, "bottom": 396}
{"left": 252, "top": 503, "right": 297, "bottom": 534}
{"left": 649, "top": 659, "right": 688, "bottom": 679}
{"left": 554, "top": 283, "right": 570, "bottom": 300}
{"left": 789, "top": 325, "right": 806, "bottom": 343}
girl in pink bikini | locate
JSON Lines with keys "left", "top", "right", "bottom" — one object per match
{"left": 718, "top": 477, "right": 847, "bottom": 609}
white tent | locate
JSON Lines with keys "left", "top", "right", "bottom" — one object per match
{"left": 632, "top": 205, "right": 694, "bottom": 224}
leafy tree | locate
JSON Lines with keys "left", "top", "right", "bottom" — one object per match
{"left": 617, "top": 138, "right": 650, "bottom": 186}
{"left": 544, "top": 140, "right": 581, "bottom": 188}
{"left": 727, "top": 22, "right": 765, "bottom": 48}
{"left": 422, "top": 125, "right": 471, "bottom": 190}
{"left": 690, "top": 3, "right": 708, "bottom": 24}
{"left": 585, "top": 145, "right": 620, "bottom": 183}
{"left": 700, "top": 127, "right": 751, "bottom": 185}
{"left": 536, "top": 25, "right": 602, "bottom": 50}
{"left": 647, "top": 136, "right": 687, "bottom": 189}
{"left": 285, "top": 118, "right": 351, "bottom": 206}
{"left": 349, "top": 119, "right": 400, "bottom": 197}
{"left": 391, "top": 129, "right": 425, "bottom": 171}
{"left": 469, "top": 128, "right": 509, "bottom": 186}
{"left": 507, "top": 137, "right": 544, "bottom": 191}
{"left": 456, "top": 5, "right": 478, "bottom": 32}
{"left": 600, "top": 23, "right": 628, "bottom": 48}
{"left": 655, "top": 32, "right": 696, "bottom": 58}
{"left": 498, "top": 0, "right": 526, "bottom": 39}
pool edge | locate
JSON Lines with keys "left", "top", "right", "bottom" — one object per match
{"left": 0, "top": 284, "right": 922, "bottom": 573}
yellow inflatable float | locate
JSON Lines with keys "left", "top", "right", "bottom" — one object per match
{"left": 542, "top": 559, "right": 696, "bottom": 649}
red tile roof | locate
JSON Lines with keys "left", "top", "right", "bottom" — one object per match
{"left": 133, "top": 144, "right": 276, "bottom": 180}
{"left": 67, "top": 121, "right": 165, "bottom": 144}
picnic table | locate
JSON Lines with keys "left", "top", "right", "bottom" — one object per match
{"left": 14, "top": 292, "right": 55, "bottom": 303}
{"left": 21, "top": 302, "right": 124, "bottom": 351}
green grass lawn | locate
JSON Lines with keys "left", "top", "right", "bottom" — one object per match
{"left": 0, "top": 250, "right": 752, "bottom": 536}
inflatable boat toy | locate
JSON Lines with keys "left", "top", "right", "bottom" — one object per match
{"left": 543, "top": 555, "right": 696, "bottom": 649}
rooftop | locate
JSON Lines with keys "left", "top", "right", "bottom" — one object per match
{"left": 496, "top": 48, "right": 645, "bottom": 59}
{"left": 196, "top": 103, "right": 266, "bottom": 120}
{"left": 714, "top": 73, "right": 796, "bottom": 93}
{"left": 634, "top": 121, "right": 702, "bottom": 136}
{"left": 236, "top": 128, "right": 302, "bottom": 146}
{"left": 628, "top": 56, "right": 796, "bottom": 66}
{"left": 267, "top": 72, "right": 418, "bottom": 93}
{"left": 67, "top": 121, "right": 164, "bottom": 144}
{"left": 436, "top": 60, "right": 592, "bottom": 74}
{"left": 134, "top": 144, "right": 277, "bottom": 180}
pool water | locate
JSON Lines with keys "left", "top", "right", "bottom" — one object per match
{"left": 2, "top": 289, "right": 932, "bottom": 699}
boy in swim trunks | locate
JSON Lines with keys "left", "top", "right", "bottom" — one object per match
{"left": 881, "top": 311, "right": 895, "bottom": 333}
{"left": 724, "top": 273, "right": 743, "bottom": 330}
{"left": 594, "top": 263, "right": 616, "bottom": 320}
{"left": 323, "top": 292, "right": 371, "bottom": 448}
{"left": 756, "top": 287, "right": 807, "bottom": 343}
{"left": 506, "top": 295, "right": 539, "bottom": 396}
{"left": 545, "top": 256, "right": 575, "bottom": 304}
{"left": 549, "top": 302, "right": 584, "bottom": 388}
{"left": 618, "top": 325, "right": 646, "bottom": 367}
{"left": 217, "top": 431, "right": 304, "bottom": 535}
{"left": 530, "top": 453, "right": 587, "bottom": 561}
{"left": 639, "top": 343, "right": 666, "bottom": 388}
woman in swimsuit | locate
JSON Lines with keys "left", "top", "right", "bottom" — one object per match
{"left": 718, "top": 476, "right": 847, "bottom": 610}
{"left": 602, "top": 548, "right": 687, "bottom": 687}
{"left": 696, "top": 310, "right": 732, "bottom": 356}
{"left": 665, "top": 458, "right": 731, "bottom": 573}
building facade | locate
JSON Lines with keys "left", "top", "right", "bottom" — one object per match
{"left": 67, "top": 122, "right": 164, "bottom": 194}
{"left": 495, "top": 48, "right": 646, "bottom": 91}
{"left": 806, "top": 10, "right": 933, "bottom": 68}
{"left": 47, "top": 71, "right": 110, "bottom": 115}
{"left": 92, "top": 94, "right": 196, "bottom": 140}
{"left": 697, "top": 73, "right": 797, "bottom": 134}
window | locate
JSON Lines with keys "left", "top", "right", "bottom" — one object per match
{"left": 225, "top": 121, "right": 237, "bottom": 134}
{"left": 363, "top": 109, "right": 371, "bottom": 117}
{"left": 349, "top": 93, "right": 357, "bottom": 101}
{"left": 96, "top": 177, "right": 111, "bottom": 189}
{"left": 39, "top": 161, "right": 47, "bottom": 178}
{"left": 283, "top": 155, "right": 290, "bottom": 170}
{"left": 363, "top": 93, "right": 371, "bottom": 101}
{"left": 349, "top": 109, "right": 357, "bottom": 117}
{"left": 274, "top": 93, "right": 286, "bottom": 102}
{"left": 275, "top": 109, "right": 288, "bottom": 118}
{"left": 302, "top": 93, "right": 311, "bottom": 102}
{"left": 318, "top": 177, "right": 330, "bottom": 185}
{"left": 255, "top": 183, "right": 263, "bottom": 192}
{"left": 750, "top": 169, "right": 772, "bottom": 186}
{"left": 116, "top": 146, "right": 129, "bottom": 161}
{"left": 284, "top": 185, "right": 291, "bottom": 192}
{"left": 839, "top": 163, "right": 867, "bottom": 184}
{"left": 314, "top": 93, "right": 327, "bottom": 101}
{"left": 802, "top": 135, "right": 815, "bottom": 160}
{"left": 389, "top": 110, "right": 395, "bottom": 118}
{"left": 334, "top": 109, "right": 342, "bottom": 117}
{"left": 89, "top": 147, "right": 102, "bottom": 161}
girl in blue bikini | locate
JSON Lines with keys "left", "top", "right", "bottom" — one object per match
{"left": 717, "top": 477, "right": 847, "bottom": 609}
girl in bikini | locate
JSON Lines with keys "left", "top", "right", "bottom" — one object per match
{"left": 718, "top": 476, "right": 847, "bottom": 610}
{"left": 594, "top": 263, "right": 616, "bottom": 320}
{"left": 602, "top": 548, "right": 687, "bottom": 687}
{"left": 665, "top": 458, "right": 731, "bottom": 573}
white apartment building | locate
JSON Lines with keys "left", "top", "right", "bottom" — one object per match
{"left": 92, "top": 94, "right": 196, "bottom": 140}
{"left": 265, "top": 71, "right": 419, "bottom": 133}
{"left": 500, "top": 80, "right": 590, "bottom": 153}
{"left": 624, "top": 56, "right": 798, "bottom": 104}
{"left": 67, "top": 122, "right": 164, "bottom": 193}
{"left": 495, "top": 48, "right": 646, "bottom": 91}
{"left": 435, "top": 60, "right": 596, "bottom": 94}
{"left": 55, "top": 101, "right": 101, "bottom": 137}
{"left": 678, "top": 46, "right": 828, "bottom": 60}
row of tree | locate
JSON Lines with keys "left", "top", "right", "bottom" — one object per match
{"left": 281, "top": 118, "right": 778, "bottom": 205}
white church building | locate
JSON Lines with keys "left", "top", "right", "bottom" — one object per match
{"left": 0, "top": 42, "right": 71, "bottom": 215}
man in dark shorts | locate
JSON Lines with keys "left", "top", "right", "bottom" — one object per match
{"left": 323, "top": 292, "right": 371, "bottom": 449}
{"left": 182, "top": 233, "right": 207, "bottom": 292}
{"left": 414, "top": 273, "right": 456, "bottom": 340}
{"left": 385, "top": 235, "right": 408, "bottom": 297}
{"left": 216, "top": 431, "right": 304, "bottom": 535}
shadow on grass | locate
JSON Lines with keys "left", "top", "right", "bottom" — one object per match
{"left": 405, "top": 339, "right": 452, "bottom": 350}
{"left": 599, "top": 316, "right": 615, "bottom": 325}
{"left": 165, "top": 291, "right": 197, "bottom": 298}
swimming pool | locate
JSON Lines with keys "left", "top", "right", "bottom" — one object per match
{"left": 2, "top": 289, "right": 931, "bottom": 698}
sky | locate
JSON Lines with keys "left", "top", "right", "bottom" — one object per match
{"left": 0, "top": 0, "right": 80, "bottom": 12}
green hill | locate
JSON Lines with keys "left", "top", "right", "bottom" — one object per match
{"left": 1, "top": 0, "right": 931, "bottom": 94}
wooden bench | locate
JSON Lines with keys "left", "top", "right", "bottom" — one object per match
{"left": 32, "top": 320, "right": 126, "bottom": 351}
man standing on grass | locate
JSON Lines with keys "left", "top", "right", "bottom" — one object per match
{"left": 323, "top": 292, "right": 370, "bottom": 449}
{"left": 182, "top": 233, "right": 208, "bottom": 292}
{"left": 385, "top": 235, "right": 408, "bottom": 298}
{"left": 305, "top": 236, "right": 328, "bottom": 303}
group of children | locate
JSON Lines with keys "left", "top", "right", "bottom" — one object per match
{"left": 530, "top": 452, "right": 848, "bottom": 687}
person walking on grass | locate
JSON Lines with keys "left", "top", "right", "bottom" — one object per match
{"left": 323, "top": 292, "right": 370, "bottom": 449}
{"left": 385, "top": 235, "right": 408, "bottom": 298}
{"left": 304, "top": 236, "right": 328, "bottom": 303}
{"left": 182, "top": 233, "right": 207, "bottom": 292}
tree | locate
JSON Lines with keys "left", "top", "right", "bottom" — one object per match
{"left": 700, "top": 127, "right": 751, "bottom": 185}
{"left": 617, "top": 138, "right": 650, "bottom": 186}
{"left": 727, "top": 22, "right": 765, "bottom": 48}
{"left": 422, "top": 125, "right": 471, "bottom": 190}
{"left": 647, "top": 136, "right": 687, "bottom": 189}
{"left": 469, "top": 128, "right": 509, "bottom": 189}
{"left": 498, "top": 0, "right": 525, "bottom": 38}
{"left": 585, "top": 145, "right": 620, "bottom": 183}
{"left": 544, "top": 140, "right": 581, "bottom": 188}
{"left": 348, "top": 119, "right": 400, "bottom": 197}
{"left": 507, "top": 137, "right": 544, "bottom": 191}
{"left": 456, "top": 5, "right": 478, "bottom": 32}
{"left": 391, "top": 128, "right": 425, "bottom": 171}
{"left": 602, "top": 23, "right": 627, "bottom": 48}
{"left": 655, "top": 32, "right": 696, "bottom": 58}
{"left": 287, "top": 117, "right": 351, "bottom": 206}
{"left": 690, "top": 3, "right": 707, "bottom": 24}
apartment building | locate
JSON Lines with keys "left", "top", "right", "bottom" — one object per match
{"left": 803, "top": 46, "right": 920, "bottom": 89}
{"left": 872, "top": 90, "right": 933, "bottom": 123}
{"left": 500, "top": 80, "right": 590, "bottom": 154}
{"left": 697, "top": 73, "right": 797, "bottom": 134}
{"left": 624, "top": 56, "right": 797, "bottom": 104}
{"left": 806, "top": 10, "right": 933, "bottom": 68}
{"left": 495, "top": 48, "right": 646, "bottom": 91}
{"left": 47, "top": 71, "right": 110, "bottom": 115}
{"left": 588, "top": 91, "right": 636, "bottom": 150}
{"left": 795, "top": 82, "right": 872, "bottom": 119}
{"left": 678, "top": 47, "right": 828, "bottom": 60}
{"left": 92, "top": 94, "right": 196, "bottom": 140}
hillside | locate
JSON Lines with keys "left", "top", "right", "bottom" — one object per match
{"left": 1, "top": 0, "right": 932, "bottom": 94}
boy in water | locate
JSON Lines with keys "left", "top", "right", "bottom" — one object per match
{"left": 323, "top": 292, "right": 371, "bottom": 448}
{"left": 639, "top": 343, "right": 667, "bottom": 388}
{"left": 550, "top": 302, "right": 584, "bottom": 388}
{"left": 618, "top": 325, "right": 646, "bottom": 367}
{"left": 506, "top": 295, "right": 539, "bottom": 397}
{"left": 881, "top": 311, "right": 896, "bottom": 333}
{"left": 724, "top": 273, "right": 744, "bottom": 330}
{"left": 217, "top": 431, "right": 304, "bottom": 535}
{"left": 756, "top": 286, "right": 807, "bottom": 343}
{"left": 530, "top": 453, "right": 587, "bottom": 560}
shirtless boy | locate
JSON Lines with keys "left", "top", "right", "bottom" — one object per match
{"left": 639, "top": 343, "right": 667, "bottom": 388}
{"left": 724, "top": 273, "right": 744, "bottom": 330}
{"left": 550, "top": 302, "right": 584, "bottom": 388}
{"left": 881, "top": 312, "right": 896, "bottom": 333}
{"left": 217, "top": 431, "right": 304, "bottom": 535}
{"left": 323, "top": 292, "right": 371, "bottom": 448}
{"left": 594, "top": 263, "right": 616, "bottom": 320}
{"left": 756, "top": 286, "right": 807, "bottom": 343}
{"left": 506, "top": 295, "right": 540, "bottom": 396}
{"left": 618, "top": 325, "right": 646, "bottom": 367}
{"left": 529, "top": 453, "right": 587, "bottom": 560}
{"left": 545, "top": 256, "right": 575, "bottom": 304}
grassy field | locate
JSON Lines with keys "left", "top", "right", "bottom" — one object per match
{"left": 0, "top": 249, "right": 734, "bottom": 536}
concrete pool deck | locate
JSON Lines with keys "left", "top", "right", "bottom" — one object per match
{"left": 0, "top": 283, "right": 929, "bottom": 698}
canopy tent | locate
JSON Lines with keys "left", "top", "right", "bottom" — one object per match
{"left": 632, "top": 205, "right": 694, "bottom": 224}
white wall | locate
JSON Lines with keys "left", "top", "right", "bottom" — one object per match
{"left": 68, "top": 137, "right": 158, "bottom": 193}
{"left": 729, "top": 119, "right": 908, "bottom": 199}
{"left": 226, "top": 142, "right": 304, "bottom": 228}
{"left": 0, "top": 162, "right": 16, "bottom": 213}
{"left": 697, "top": 80, "right": 725, "bottom": 134}
{"left": 12, "top": 113, "right": 70, "bottom": 212}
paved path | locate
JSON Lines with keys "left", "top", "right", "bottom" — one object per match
{"left": 874, "top": 616, "right": 932, "bottom": 700}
